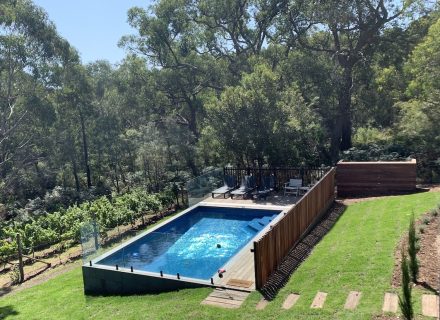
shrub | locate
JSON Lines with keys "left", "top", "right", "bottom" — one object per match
{"left": 418, "top": 226, "right": 425, "bottom": 234}
{"left": 399, "top": 251, "right": 414, "bottom": 320}
{"left": 408, "top": 215, "right": 419, "bottom": 283}
{"left": 422, "top": 217, "right": 430, "bottom": 225}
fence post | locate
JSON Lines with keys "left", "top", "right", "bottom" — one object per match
{"left": 93, "top": 219, "right": 99, "bottom": 250}
{"left": 16, "top": 233, "right": 25, "bottom": 283}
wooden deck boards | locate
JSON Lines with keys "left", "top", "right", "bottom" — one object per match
{"left": 202, "top": 193, "right": 299, "bottom": 208}
{"left": 216, "top": 241, "right": 256, "bottom": 290}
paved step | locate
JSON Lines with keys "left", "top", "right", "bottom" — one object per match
{"left": 259, "top": 216, "right": 272, "bottom": 225}
{"left": 311, "top": 292, "right": 327, "bottom": 309}
{"left": 282, "top": 293, "right": 300, "bottom": 310}
{"left": 422, "top": 294, "right": 439, "bottom": 318}
{"left": 382, "top": 292, "right": 398, "bottom": 313}
{"left": 256, "top": 298, "right": 269, "bottom": 310}
{"left": 344, "top": 291, "right": 361, "bottom": 310}
{"left": 201, "top": 288, "right": 249, "bottom": 309}
{"left": 247, "top": 219, "right": 265, "bottom": 232}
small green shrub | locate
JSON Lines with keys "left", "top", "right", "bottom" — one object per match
{"left": 414, "top": 233, "right": 420, "bottom": 242}
{"left": 414, "top": 242, "right": 420, "bottom": 253}
{"left": 399, "top": 252, "right": 414, "bottom": 320}
{"left": 408, "top": 215, "right": 419, "bottom": 283}
{"left": 422, "top": 217, "right": 430, "bottom": 225}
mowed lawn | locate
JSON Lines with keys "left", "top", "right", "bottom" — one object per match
{"left": 1, "top": 192, "right": 439, "bottom": 320}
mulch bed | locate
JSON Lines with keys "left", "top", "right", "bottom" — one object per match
{"left": 391, "top": 211, "right": 440, "bottom": 293}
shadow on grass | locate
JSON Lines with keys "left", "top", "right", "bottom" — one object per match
{"left": 0, "top": 286, "right": 12, "bottom": 298}
{"left": 0, "top": 305, "right": 18, "bottom": 319}
{"left": 258, "top": 202, "right": 347, "bottom": 301}
{"left": 416, "top": 281, "right": 439, "bottom": 294}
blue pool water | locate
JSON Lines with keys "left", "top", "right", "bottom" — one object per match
{"left": 96, "top": 206, "right": 281, "bottom": 280}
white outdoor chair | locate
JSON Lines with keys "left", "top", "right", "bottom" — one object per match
{"left": 284, "top": 179, "right": 302, "bottom": 196}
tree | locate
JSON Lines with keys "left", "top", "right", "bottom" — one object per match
{"left": 0, "top": 0, "right": 71, "bottom": 200}
{"left": 279, "top": 0, "right": 426, "bottom": 156}
{"left": 394, "top": 16, "right": 440, "bottom": 180}
{"left": 206, "top": 63, "right": 323, "bottom": 166}
{"left": 55, "top": 61, "right": 95, "bottom": 190}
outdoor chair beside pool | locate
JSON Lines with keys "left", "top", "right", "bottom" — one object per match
{"left": 230, "top": 175, "right": 257, "bottom": 199}
{"left": 211, "top": 175, "right": 237, "bottom": 198}
{"left": 284, "top": 178, "right": 316, "bottom": 196}
{"left": 283, "top": 178, "right": 303, "bottom": 196}
{"left": 254, "top": 175, "right": 276, "bottom": 200}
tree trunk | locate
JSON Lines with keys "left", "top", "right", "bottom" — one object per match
{"left": 338, "top": 65, "right": 354, "bottom": 151}
{"left": 72, "top": 159, "right": 80, "bottom": 192}
{"left": 78, "top": 107, "right": 92, "bottom": 188}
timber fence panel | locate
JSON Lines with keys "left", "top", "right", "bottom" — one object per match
{"left": 336, "top": 160, "right": 417, "bottom": 197}
{"left": 254, "top": 168, "right": 336, "bottom": 289}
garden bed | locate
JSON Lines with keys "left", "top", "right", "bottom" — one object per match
{"left": 392, "top": 209, "right": 440, "bottom": 292}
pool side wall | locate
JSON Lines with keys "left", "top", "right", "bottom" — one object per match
{"left": 82, "top": 265, "right": 207, "bottom": 295}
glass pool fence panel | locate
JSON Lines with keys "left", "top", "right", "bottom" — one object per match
{"left": 81, "top": 221, "right": 101, "bottom": 264}
{"left": 186, "top": 168, "right": 224, "bottom": 206}
{"left": 80, "top": 221, "right": 142, "bottom": 265}
{"left": 108, "top": 231, "right": 184, "bottom": 274}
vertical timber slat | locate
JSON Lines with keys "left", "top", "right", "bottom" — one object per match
{"left": 253, "top": 168, "right": 336, "bottom": 289}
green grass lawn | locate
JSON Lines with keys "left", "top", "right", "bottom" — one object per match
{"left": 1, "top": 192, "right": 439, "bottom": 320}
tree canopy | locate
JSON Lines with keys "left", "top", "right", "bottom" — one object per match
{"left": 0, "top": 0, "right": 439, "bottom": 226}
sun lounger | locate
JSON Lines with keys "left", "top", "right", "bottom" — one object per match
{"left": 254, "top": 175, "right": 276, "bottom": 199}
{"left": 211, "top": 175, "right": 237, "bottom": 198}
{"left": 231, "top": 175, "right": 257, "bottom": 199}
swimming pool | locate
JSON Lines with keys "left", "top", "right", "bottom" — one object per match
{"left": 83, "top": 205, "right": 282, "bottom": 294}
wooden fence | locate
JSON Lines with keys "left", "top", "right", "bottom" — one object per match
{"left": 336, "top": 160, "right": 417, "bottom": 197}
{"left": 253, "top": 167, "right": 336, "bottom": 289}
{"left": 223, "top": 167, "right": 328, "bottom": 191}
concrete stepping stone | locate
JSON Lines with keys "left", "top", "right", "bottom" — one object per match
{"left": 311, "top": 292, "right": 327, "bottom": 309}
{"left": 256, "top": 298, "right": 269, "bottom": 310}
{"left": 282, "top": 293, "right": 300, "bottom": 310}
{"left": 344, "top": 291, "right": 361, "bottom": 310}
{"left": 422, "top": 294, "right": 439, "bottom": 318}
{"left": 382, "top": 292, "right": 398, "bottom": 313}
{"left": 201, "top": 288, "right": 249, "bottom": 309}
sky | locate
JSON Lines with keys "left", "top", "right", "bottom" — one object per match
{"left": 33, "top": 0, "right": 153, "bottom": 64}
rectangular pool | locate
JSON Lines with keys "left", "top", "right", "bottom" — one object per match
{"left": 83, "top": 205, "right": 282, "bottom": 294}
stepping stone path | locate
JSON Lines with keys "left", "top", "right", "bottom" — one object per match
{"left": 203, "top": 288, "right": 436, "bottom": 317}
{"left": 344, "top": 291, "right": 361, "bottom": 310}
{"left": 311, "top": 292, "right": 327, "bottom": 309}
{"left": 382, "top": 292, "right": 398, "bottom": 313}
{"left": 201, "top": 288, "right": 249, "bottom": 309}
{"left": 422, "top": 294, "right": 439, "bottom": 318}
{"left": 282, "top": 293, "right": 300, "bottom": 310}
{"left": 256, "top": 298, "right": 269, "bottom": 310}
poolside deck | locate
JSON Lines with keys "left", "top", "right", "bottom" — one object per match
{"left": 200, "top": 192, "right": 300, "bottom": 291}
{"left": 202, "top": 192, "right": 300, "bottom": 209}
